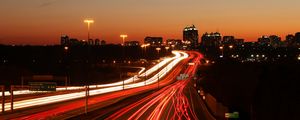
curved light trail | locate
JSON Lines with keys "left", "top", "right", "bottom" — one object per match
{"left": 0, "top": 51, "right": 188, "bottom": 112}
{"left": 107, "top": 51, "right": 202, "bottom": 120}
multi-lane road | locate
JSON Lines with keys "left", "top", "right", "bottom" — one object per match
{"left": 1, "top": 51, "right": 215, "bottom": 120}
{"left": 1, "top": 51, "right": 189, "bottom": 119}
{"left": 105, "top": 51, "right": 215, "bottom": 120}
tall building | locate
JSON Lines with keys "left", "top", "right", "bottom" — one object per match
{"left": 295, "top": 32, "right": 300, "bottom": 44}
{"left": 222, "top": 36, "right": 235, "bottom": 45}
{"left": 258, "top": 35, "right": 271, "bottom": 46}
{"left": 144, "top": 37, "right": 163, "bottom": 47}
{"left": 183, "top": 25, "right": 199, "bottom": 49}
{"left": 61, "top": 35, "right": 70, "bottom": 46}
{"left": 201, "top": 32, "right": 221, "bottom": 47}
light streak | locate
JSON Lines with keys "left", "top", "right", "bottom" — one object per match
{"left": 0, "top": 51, "right": 188, "bottom": 112}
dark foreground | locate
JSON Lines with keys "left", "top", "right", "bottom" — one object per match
{"left": 199, "top": 62, "right": 300, "bottom": 120}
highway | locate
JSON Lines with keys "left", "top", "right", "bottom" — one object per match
{"left": 105, "top": 51, "right": 216, "bottom": 120}
{"left": 1, "top": 51, "right": 190, "bottom": 119}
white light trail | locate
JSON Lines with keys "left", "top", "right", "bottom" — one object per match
{"left": 0, "top": 51, "right": 188, "bottom": 111}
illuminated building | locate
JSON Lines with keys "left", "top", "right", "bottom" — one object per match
{"left": 124, "top": 41, "right": 140, "bottom": 46}
{"left": 222, "top": 36, "right": 235, "bottom": 45}
{"left": 183, "top": 25, "right": 199, "bottom": 49}
{"left": 258, "top": 35, "right": 270, "bottom": 46}
{"left": 144, "top": 37, "right": 163, "bottom": 47}
{"left": 166, "top": 39, "right": 183, "bottom": 49}
{"left": 201, "top": 32, "right": 221, "bottom": 47}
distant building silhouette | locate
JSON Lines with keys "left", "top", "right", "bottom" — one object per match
{"left": 201, "top": 32, "right": 221, "bottom": 47}
{"left": 69, "top": 38, "right": 80, "bottom": 45}
{"left": 88, "top": 39, "right": 94, "bottom": 45}
{"left": 269, "top": 35, "right": 281, "bottom": 47}
{"left": 222, "top": 36, "right": 235, "bottom": 45}
{"left": 61, "top": 35, "right": 70, "bottom": 46}
{"left": 124, "top": 41, "right": 140, "bottom": 46}
{"left": 295, "top": 32, "right": 300, "bottom": 45}
{"left": 60, "top": 35, "right": 105, "bottom": 46}
{"left": 166, "top": 39, "right": 183, "bottom": 49}
{"left": 235, "top": 39, "right": 244, "bottom": 46}
{"left": 100, "top": 40, "right": 106, "bottom": 45}
{"left": 183, "top": 25, "right": 199, "bottom": 49}
{"left": 144, "top": 37, "right": 163, "bottom": 47}
{"left": 258, "top": 35, "right": 271, "bottom": 46}
{"left": 258, "top": 35, "right": 282, "bottom": 47}
{"left": 285, "top": 34, "right": 295, "bottom": 46}
{"left": 95, "top": 39, "right": 100, "bottom": 45}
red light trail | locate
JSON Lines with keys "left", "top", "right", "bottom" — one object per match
{"left": 107, "top": 51, "right": 203, "bottom": 120}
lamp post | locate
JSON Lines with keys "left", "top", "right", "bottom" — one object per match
{"left": 156, "top": 47, "right": 161, "bottom": 59}
{"left": 155, "top": 47, "right": 161, "bottom": 89}
{"left": 83, "top": 18, "right": 94, "bottom": 114}
{"left": 84, "top": 19, "right": 94, "bottom": 41}
{"left": 165, "top": 46, "right": 170, "bottom": 56}
{"left": 219, "top": 46, "right": 224, "bottom": 58}
{"left": 120, "top": 34, "right": 128, "bottom": 46}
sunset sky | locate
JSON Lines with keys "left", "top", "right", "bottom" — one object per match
{"left": 1, "top": 0, "right": 300, "bottom": 45}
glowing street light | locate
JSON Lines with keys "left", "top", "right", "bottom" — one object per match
{"left": 120, "top": 34, "right": 128, "bottom": 46}
{"left": 229, "top": 45, "right": 234, "bottom": 49}
{"left": 165, "top": 46, "right": 170, "bottom": 51}
{"left": 83, "top": 18, "right": 94, "bottom": 114}
{"left": 155, "top": 47, "right": 161, "bottom": 89}
{"left": 219, "top": 46, "right": 224, "bottom": 57}
{"left": 64, "top": 46, "right": 69, "bottom": 51}
{"left": 219, "top": 46, "right": 224, "bottom": 50}
{"left": 84, "top": 19, "right": 94, "bottom": 41}
{"left": 156, "top": 47, "right": 161, "bottom": 55}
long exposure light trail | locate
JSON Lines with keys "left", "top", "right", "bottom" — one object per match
{"left": 107, "top": 51, "right": 202, "bottom": 120}
{"left": 0, "top": 51, "right": 188, "bottom": 112}
{"left": 0, "top": 51, "right": 181, "bottom": 97}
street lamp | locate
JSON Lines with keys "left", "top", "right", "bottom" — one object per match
{"left": 171, "top": 45, "right": 175, "bottom": 50}
{"left": 155, "top": 47, "right": 161, "bottom": 89}
{"left": 219, "top": 46, "right": 224, "bottom": 58}
{"left": 120, "top": 34, "right": 128, "bottom": 46}
{"left": 84, "top": 19, "right": 94, "bottom": 41}
{"left": 84, "top": 18, "right": 94, "bottom": 114}
{"left": 165, "top": 46, "right": 170, "bottom": 51}
{"left": 156, "top": 47, "right": 161, "bottom": 56}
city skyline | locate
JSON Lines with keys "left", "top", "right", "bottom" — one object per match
{"left": 1, "top": 0, "right": 300, "bottom": 45}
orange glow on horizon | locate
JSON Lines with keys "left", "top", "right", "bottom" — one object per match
{"left": 1, "top": 0, "right": 300, "bottom": 45}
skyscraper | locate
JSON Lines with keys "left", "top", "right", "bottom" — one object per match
{"left": 183, "top": 25, "right": 199, "bottom": 49}
{"left": 200, "top": 32, "right": 221, "bottom": 47}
